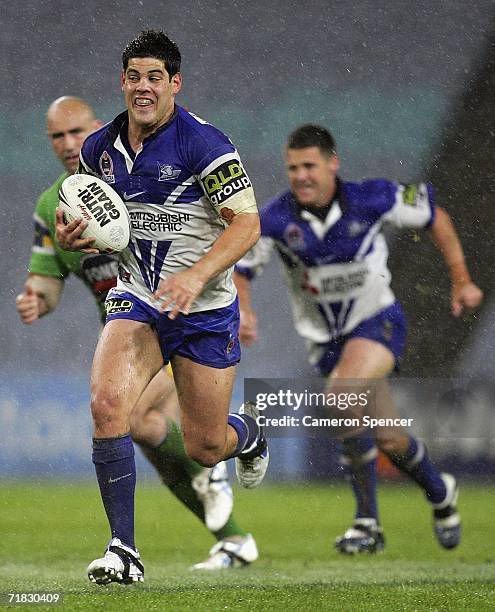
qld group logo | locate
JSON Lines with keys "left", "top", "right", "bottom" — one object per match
{"left": 202, "top": 160, "right": 251, "bottom": 206}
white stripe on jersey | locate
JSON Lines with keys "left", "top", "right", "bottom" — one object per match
{"left": 163, "top": 175, "right": 196, "bottom": 206}
{"left": 78, "top": 152, "right": 92, "bottom": 173}
{"left": 199, "top": 151, "right": 241, "bottom": 178}
{"left": 355, "top": 220, "right": 383, "bottom": 261}
{"left": 129, "top": 238, "right": 153, "bottom": 290}
{"left": 187, "top": 111, "right": 209, "bottom": 125}
{"left": 114, "top": 134, "right": 135, "bottom": 174}
{"left": 33, "top": 212, "right": 48, "bottom": 228}
{"left": 32, "top": 245, "right": 55, "bottom": 255}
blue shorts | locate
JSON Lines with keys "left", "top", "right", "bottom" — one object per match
{"left": 313, "top": 302, "right": 407, "bottom": 376}
{"left": 104, "top": 291, "right": 241, "bottom": 369}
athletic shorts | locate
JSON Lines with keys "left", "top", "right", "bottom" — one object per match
{"left": 104, "top": 290, "right": 241, "bottom": 369}
{"left": 310, "top": 301, "right": 407, "bottom": 376}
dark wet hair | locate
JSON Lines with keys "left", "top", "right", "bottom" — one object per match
{"left": 122, "top": 30, "right": 181, "bottom": 78}
{"left": 287, "top": 124, "right": 336, "bottom": 156}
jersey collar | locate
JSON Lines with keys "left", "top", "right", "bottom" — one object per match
{"left": 291, "top": 178, "right": 347, "bottom": 240}
{"left": 107, "top": 105, "right": 179, "bottom": 150}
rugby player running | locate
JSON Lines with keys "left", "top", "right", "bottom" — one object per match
{"left": 55, "top": 30, "right": 268, "bottom": 585}
{"left": 235, "top": 124, "right": 482, "bottom": 554}
{"left": 16, "top": 95, "right": 259, "bottom": 571}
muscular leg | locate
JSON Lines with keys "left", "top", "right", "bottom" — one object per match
{"left": 130, "top": 366, "right": 178, "bottom": 447}
{"left": 332, "top": 338, "right": 448, "bottom": 519}
{"left": 171, "top": 356, "right": 239, "bottom": 466}
{"left": 130, "top": 367, "right": 247, "bottom": 540}
{"left": 329, "top": 338, "right": 398, "bottom": 524}
{"left": 375, "top": 382, "right": 446, "bottom": 504}
{"left": 90, "top": 319, "right": 164, "bottom": 549}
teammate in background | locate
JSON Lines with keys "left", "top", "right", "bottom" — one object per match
{"left": 16, "top": 95, "right": 258, "bottom": 573}
{"left": 234, "top": 124, "right": 483, "bottom": 554}
{"left": 54, "top": 31, "right": 268, "bottom": 585}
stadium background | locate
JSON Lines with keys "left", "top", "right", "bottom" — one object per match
{"left": 1, "top": 0, "right": 494, "bottom": 481}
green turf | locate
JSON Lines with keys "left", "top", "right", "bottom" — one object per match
{"left": 1, "top": 481, "right": 494, "bottom": 610}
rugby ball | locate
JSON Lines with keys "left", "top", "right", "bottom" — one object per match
{"left": 59, "top": 174, "right": 130, "bottom": 253}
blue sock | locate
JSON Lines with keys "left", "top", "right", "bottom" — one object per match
{"left": 92, "top": 434, "right": 136, "bottom": 549}
{"left": 227, "top": 413, "right": 259, "bottom": 457}
{"left": 384, "top": 436, "right": 446, "bottom": 504}
{"left": 342, "top": 436, "right": 379, "bottom": 522}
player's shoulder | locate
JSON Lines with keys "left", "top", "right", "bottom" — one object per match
{"left": 84, "top": 120, "right": 112, "bottom": 146}
{"left": 175, "top": 105, "right": 232, "bottom": 146}
{"left": 35, "top": 172, "right": 68, "bottom": 217}
{"left": 81, "top": 113, "right": 124, "bottom": 165}
{"left": 261, "top": 189, "right": 293, "bottom": 214}
{"left": 259, "top": 190, "right": 295, "bottom": 235}
{"left": 174, "top": 106, "right": 236, "bottom": 173}
{"left": 341, "top": 177, "right": 398, "bottom": 216}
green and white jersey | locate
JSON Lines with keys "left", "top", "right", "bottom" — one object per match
{"left": 29, "top": 172, "right": 119, "bottom": 322}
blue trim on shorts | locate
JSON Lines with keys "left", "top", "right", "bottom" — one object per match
{"left": 105, "top": 291, "right": 241, "bottom": 369}
{"left": 314, "top": 301, "right": 407, "bottom": 376}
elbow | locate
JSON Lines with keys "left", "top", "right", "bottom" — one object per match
{"left": 249, "top": 216, "right": 261, "bottom": 247}
{"left": 434, "top": 206, "right": 449, "bottom": 224}
{"left": 429, "top": 206, "right": 450, "bottom": 233}
{"left": 251, "top": 224, "right": 261, "bottom": 247}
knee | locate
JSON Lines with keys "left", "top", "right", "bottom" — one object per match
{"left": 129, "top": 411, "right": 146, "bottom": 445}
{"left": 378, "top": 434, "right": 408, "bottom": 455}
{"left": 129, "top": 409, "right": 166, "bottom": 448}
{"left": 90, "top": 390, "right": 125, "bottom": 430}
{"left": 184, "top": 437, "right": 225, "bottom": 467}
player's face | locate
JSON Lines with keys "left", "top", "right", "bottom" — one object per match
{"left": 286, "top": 147, "right": 340, "bottom": 207}
{"left": 121, "top": 58, "right": 182, "bottom": 134}
{"left": 47, "top": 109, "right": 98, "bottom": 174}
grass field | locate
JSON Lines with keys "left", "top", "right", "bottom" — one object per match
{"left": 1, "top": 481, "right": 494, "bottom": 611}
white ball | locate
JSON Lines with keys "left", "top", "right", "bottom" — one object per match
{"left": 59, "top": 174, "right": 130, "bottom": 253}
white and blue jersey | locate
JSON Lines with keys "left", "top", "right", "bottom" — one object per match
{"left": 236, "top": 178, "right": 435, "bottom": 362}
{"left": 79, "top": 105, "right": 256, "bottom": 313}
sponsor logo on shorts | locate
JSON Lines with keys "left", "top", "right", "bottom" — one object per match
{"left": 105, "top": 298, "right": 134, "bottom": 315}
{"left": 76, "top": 181, "right": 121, "bottom": 228}
{"left": 99, "top": 151, "right": 115, "bottom": 183}
{"left": 202, "top": 160, "right": 251, "bottom": 206}
{"left": 157, "top": 163, "right": 181, "bottom": 181}
{"left": 382, "top": 320, "right": 394, "bottom": 341}
{"left": 226, "top": 335, "right": 236, "bottom": 354}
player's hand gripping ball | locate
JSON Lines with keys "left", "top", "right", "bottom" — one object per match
{"left": 59, "top": 174, "right": 130, "bottom": 253}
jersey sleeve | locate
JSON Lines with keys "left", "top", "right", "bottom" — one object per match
{"left": 382, "top": 182, "right": 435, "bottom": 229}
{"left": 28, "top": 208, "right": 69, "bottom": 279}
{"left": 235, "top": 236, "right": 274, "bottom": 279}
{"left": 78, "top": 146, "right": 98, "bottom": 175}
{"left": 78, "top": 130, "right": 104, "bottom": 176}
{"left": 184, "top": 121, "right": 258, "bottom": 222}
